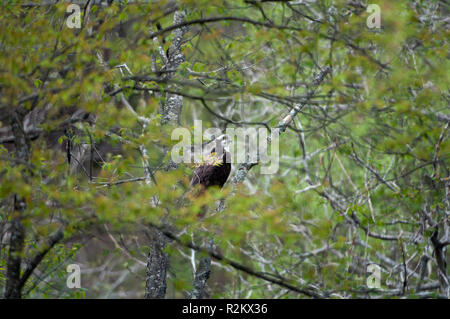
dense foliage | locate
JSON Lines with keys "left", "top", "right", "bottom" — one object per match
{"left": 0, "top": 0, "right": 448, "bottom": 298}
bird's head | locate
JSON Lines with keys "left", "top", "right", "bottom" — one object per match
{"left": 201, "top": 134, "right": 232, "bottom": 166}
{"left": 213, "top": 134, "right": 232, "bottom": 154}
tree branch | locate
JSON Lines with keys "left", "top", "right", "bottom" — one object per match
{"left": 150, "top": 223, "right": 325, "bottom": 298}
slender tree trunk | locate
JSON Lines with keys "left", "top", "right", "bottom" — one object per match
{"left": 431, "top": 227, "right": 449, "bottom": 296}
{"left": 144, "top": 10, "right": 187, "bottom": 299}
{"left": 191, "top": 239, "right": 213, "bottom": 299}
{"left": 4, "top": 110, "right": 30, "bottom": 299}
{"left": 144, "top": 227, "right": 169, "bottom": 299}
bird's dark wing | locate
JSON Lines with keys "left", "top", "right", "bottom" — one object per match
{"left": 190, "top": 162, "right": 231, "bottom": 189}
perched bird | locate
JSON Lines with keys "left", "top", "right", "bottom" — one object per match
{"left": 190, "top": 134, "right": 232, "bottom": 191}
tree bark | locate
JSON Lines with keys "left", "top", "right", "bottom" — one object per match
{"left": 431, "top": 227, "right": 449, "bottom": 297}
{"left": 144, "top": 10, "right": 187, "bottom": 299}
{"left": 4, "top": 110, "right": 30, "bottom": 299}
{"left": 144, "top": 227, "right": 169, "bottom": 299}
{"left": 191, "top": 239, "right": 213, "bottom": 299}
{"left": 161, "top": 10, "right": 187, "bottom": 125}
